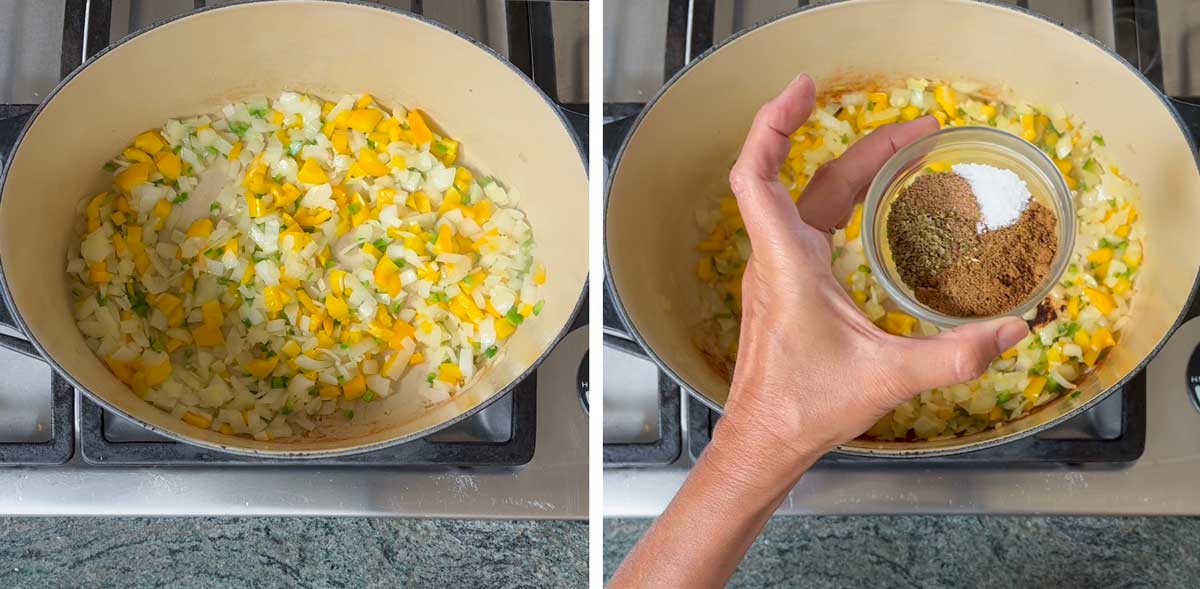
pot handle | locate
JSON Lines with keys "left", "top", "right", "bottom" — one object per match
{"left": 0, "top": 298, "right": 39, "bottom": 361}
{"left": 0, "top": 108, "right": 40, "bottom": 360}
{"left": 0, "top": 289, "right": 39, "bottom": 361}
{"left": 1169, "top": 97, "right": 1200, "bottom": 142}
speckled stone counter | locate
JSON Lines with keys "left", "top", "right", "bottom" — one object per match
{"left": 605, "top": 516, "right": 1200, "bottom": 587}
{"left": 0, "top": 518, "right": 585, "bottom": 588}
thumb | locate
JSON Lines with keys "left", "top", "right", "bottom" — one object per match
{"left": 886, "top": 317, "right": 1030, "bottom": 397}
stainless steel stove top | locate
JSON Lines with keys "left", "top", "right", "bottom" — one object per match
{"left": 0, "top": 0, "right": 589, "bottom": 519}
{"left": 603, "top": 0, "right": 1200, "bottom": 517}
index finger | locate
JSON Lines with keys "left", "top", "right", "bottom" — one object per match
{"left": 728, "top": 74, "right": 816, "bottom": 250}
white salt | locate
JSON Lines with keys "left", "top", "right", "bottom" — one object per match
{"left": 951, "top": 163, "right": 1031, "bottom": 232}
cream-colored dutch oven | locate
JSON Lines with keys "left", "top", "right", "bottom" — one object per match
{"left": 0, "top": 0, "right": 587, "bottom": 458}
{"left": 605, "top": 0, "right": 1200, "bottom": 456}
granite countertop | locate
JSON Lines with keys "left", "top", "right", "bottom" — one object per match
{"left": 0, "top": 518, "right": 585, "bottom": 588}
{"left": 606, "top": 516, "right": 1200, "bottom": 587}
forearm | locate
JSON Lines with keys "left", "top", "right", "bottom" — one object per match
{"left": 610, "top": 413, "right": 818, "bottom": 588}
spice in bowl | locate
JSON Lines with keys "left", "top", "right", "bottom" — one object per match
{"left": 886, "top": 163, "right": 1058, "bottom": 317}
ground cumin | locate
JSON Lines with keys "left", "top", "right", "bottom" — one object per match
{"left": 886, "top": 172, "right": 1058, "bottom": 317}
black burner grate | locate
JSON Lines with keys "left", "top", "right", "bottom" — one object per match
{"left": 78, "top": 376, "right": 536, "bottom": 466}
{"left": 0, "top": 0, "right": 585, "bottom": 467}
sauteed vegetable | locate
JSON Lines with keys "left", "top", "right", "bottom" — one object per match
{"left": 67, "top": 92, "right": 545, "bottom": 440}
{"left": 695, "top": 78, "right": 1142, "bottom": 440}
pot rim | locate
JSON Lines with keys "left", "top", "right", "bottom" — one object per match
{"left": 0, "top": 0, "right": 588, "bottom": 459}
{"left": 602, "top": 0, "right": 1200, "bottom": 457}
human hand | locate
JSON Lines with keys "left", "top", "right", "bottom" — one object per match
{"left": 718, "top": 75, "right": 1030, "bottom": 469}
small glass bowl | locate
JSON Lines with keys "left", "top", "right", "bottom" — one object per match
{"left": 861, "top": 126, "right": 1076, "bottom": 328}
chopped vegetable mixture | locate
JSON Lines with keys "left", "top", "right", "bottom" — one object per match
{"left": 694, "top": 78, "right": 1142, "bottom": 440}
{"left": 68, "top": 92, "right": 545, "bottom": 440}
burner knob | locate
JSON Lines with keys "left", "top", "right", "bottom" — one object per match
{"left": 577, "top": 350, "right": 589, "bottom": 413}
{"left": 1187, "top": 344, "right": 1200, "bottom": 413}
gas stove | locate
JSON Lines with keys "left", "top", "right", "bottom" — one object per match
{"left": 603, "top": 0, "right": 1200, "bottom": 516}
{"left": 0, "top": 0, "right": 589, "bottom": 518}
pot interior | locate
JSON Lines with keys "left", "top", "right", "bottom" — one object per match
{"left": 0, "top": 0, "right": 587, "bottom": 456}
{"left": 606, "top": 0, "right": 1200, "bottom": 454}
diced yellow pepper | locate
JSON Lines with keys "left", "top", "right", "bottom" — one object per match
{"left": 934, "top": 85, "right": 957, "bottom": 114}
{"left": 156, "top": 293, "right": 182, "bottom": 315}
{"left": 274, "top": 184, "right": 304, "bottom": 214}
{"left": 1073, "top": 329, "right": 1091, "bottom": 348}
{"left": 187, "top": 218, "right": 214, "bottom": 238}
{"left": 246, "top": 194, "right": 265, "bottom": 218}
{"left": 1085, "top": 287, "right": 1116, "bottom": 315}
{"left": 434, "top": 224, "right": 456, "bottom": 255}
{"left": 152, "top": 151, "right": 181, "bottom": 182}
{"left": 123, "top": 147, "right": 151, "bottom": 163}
{"left": 357, "top": 148, "right": 390, "bottom": 177}
{"left": 435, "top": 137, "right": 459, "bottom": 165}
{"left": 297, "top": 158, "right": 328, "bottom": 184}
{"left": 845, "top": 205, "right": 864, "bottom": 241}
{"left": 191, "top": 323, "right": 224, "bottom": 347}
{"left": 153, "top": 199, "right": 172, "bottom": 219}
{"left": 293, "top": 207, "right": 332, "bottom": 228}
{"left": 1001, "top": 346, "right": 1018, "bottom": 360}
{"left": 1115, "top": 224, "right": 1130, "bottom": 238}
{"left": 1122, "top": 248, "right": 1142, "bottom": 268}
{"left": 281, "top": 340, "right": 302, "bottom": 358}
{"left": 876, "top": 311, "right": 917, "bottom": 336}
{"left": 245, "top": 357, "right": 280, "bottom": 379}
{"left": 900, "top": 105, "right": 921, "bottom": 121}
{"left": 1091, "top": 327, "right": 1116, "bottom": 350}
{"left": 105, "top": 357, "right": 135, "bottom": 384}
{"left": 1113, "top": 276, "right": 1132, "bottom": 295}
{"left": 1083, "top": 347, "right": 1101, "bottom": 366}
{"left": 1047, "top": 342, "right": 1064, "bottom": 364}
{"left": 181, "top": 412, "right": 212, "bottom": 429}
{"left": 406, "top": 110, "right": 434, "bottom": 145}
{"left": 87, "top": 262, "right": 111, "bottom": 284}
{"left": 134, "top": 131, "right": 167, "bottom": 155}
{"left": 344, "top": 109, "right": 383, "bottom": 134}
{"left": 1067, "top": 296, "right": 1080, "bottom": 319}
{"left": 342, "top": 373, "right": 367, "bottom": 400}
{"left": 201, "top": 299, "right": 223, "bottom": 327}
{"left": 145, "top": 357, "right": 172, "bottom": 386}
{"left": 374, "top": 257, "right": 403, "bottom": 298}
{"left": 438, "top": 363, "right": 463, "bottom": 385}
{"left": 325, "top": 293, "right": 350, "bottom": 321}
{"left": 1086, "top": 248, "right": 1112, "bottom": 265}
{"left": 407, "top": 191, "right": 431, "bottom": 214}
{"left": 1023, "top": 376, "right": 1047, "bottom": 404}
{"left": 331, "top": 130, "right": 350, "bottom": 155}
{"left": 495, "top": 316, "right": 516, "bottom": 340}
{"left": 115, "top": 162, "right": 153, "bottom": 193}
{"left": 226, "top": 141, "right": 243, "bottom": 161}
{"left": 1020, "top": 114, "right": 1036, "bottom": 142}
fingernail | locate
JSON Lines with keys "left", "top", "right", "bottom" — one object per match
{"left": 996, "top": 319, "right": 1030, "bottom": 351}
{"left": 789, "top": 73, "right": 811, "bottom": 88}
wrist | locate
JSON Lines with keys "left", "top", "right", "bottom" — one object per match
{"left": 705, "top": 409, "right": 822, "bottom": 497}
